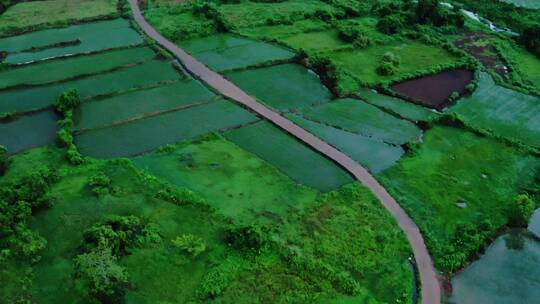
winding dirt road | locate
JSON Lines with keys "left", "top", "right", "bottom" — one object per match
{"left": 128, "top": 1, "right": 441, "bottom": 303}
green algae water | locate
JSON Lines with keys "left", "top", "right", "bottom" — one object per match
{"left": 450, "top": 230, "right": 540, "bottom": 304}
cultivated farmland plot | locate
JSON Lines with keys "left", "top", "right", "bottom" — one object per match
{"left": 181, "top": 34, "right": 295, "bottom": 72}
{"left": 76, "top": 99, "right": 258, "bottom": 158}
{"left": 0, "top": 46, "right": 155, "bottom": 89}
{"left": 500, "top": 0, "right": 540, "bottom": 9}
{"left": 224, "top": 121, "right": 353, "bottom": 192}
{"left": 299, "top": 98, "right": 423, "bottom": 145}
{"left": 287, "top": 114, "right": 404, "bottom": 173}
{"left": 450, "top": 73, "right": 540, "bottom": 147}
{"left": 0, "top": 19, "right": 143, "bottom": 64}
{"left": 226, "top": 63, "right": 333, "bottom": 111}
{"left": 0, "top": 60, "right": 182, "bottom": 114}
{"left": 75, "top": 80, "right": 216, "bottom": 131}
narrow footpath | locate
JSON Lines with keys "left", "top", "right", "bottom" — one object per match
{"left": 128, "top": 1, "right": 441, "bottom": 303}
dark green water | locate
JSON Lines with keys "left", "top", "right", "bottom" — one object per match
{"left": 0, "top": 111, "right": 58, "bottom": 153}
{"left": 450, "top": 213, "right": 540, "bottom": 304}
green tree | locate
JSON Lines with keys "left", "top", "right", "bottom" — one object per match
{"left": 520, "top": 25, "right": 540, "bottom": 58}
{"left": 53, "top": 88, "right": 80, "bottom": 115}
{"left": 172, "top": 234, "right": 206, "bottom": 257}
{"left": 74, "top": 248, "right": 129, "bottom": 302}
{"left": 508, "top": 194, "right": 536, "bottom": 227}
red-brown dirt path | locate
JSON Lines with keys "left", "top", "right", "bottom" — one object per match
{"left": 128, "top": 1, "right": 441, "bottom": 303}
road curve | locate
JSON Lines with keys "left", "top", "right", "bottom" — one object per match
{"left": 128, "top": 1, "right": 441, "bottom": 303}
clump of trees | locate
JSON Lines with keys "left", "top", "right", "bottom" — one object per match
{"left": 0, "top": 169, "right": 58, "bottom": 263}
{"left": 225, "top": 225, "right": 266, "bottom": 254}
{"left": 74, "top": 215, "right": 160, "bottom": 302}
{"left": 54, "top": 89, "right": 84, "bottom": 165}
{"left": 88, "top": 172, "right": 112, "bottom": 196}
{"left": 337, "top": 23, "right": 371, "bottom": 48}
{"left": 507, "top": 194, "right": 536, "bottom": 227}
{"left": 375, "top": 0, "right": 464, "bottom": 35}
{"left": 520, "top": 26, "right": 540, "bottom": 59}
{"left": 377, "top": 52, "right": 400, "bottom": 76}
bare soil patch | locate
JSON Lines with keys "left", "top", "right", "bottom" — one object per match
{"left": 391, "top": 69, "right": 474, "bottom": 110}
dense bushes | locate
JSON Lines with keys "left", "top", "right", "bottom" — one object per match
{"left": 519, "top": 25, "right": 540, "bottom": 58}
{"left": 377, "top": 52, "right": 401, "bottom": 76}
{"left": 0, "top": 169, "right": 58, "bottom": 263}
{"left": 337, "top": 22, "right": 371, "bottom": 48}
{"left": 54, "top": 89, "right": 84, "bottom": 165}
{"left": 88, "top": 172, "right": 112, "bottom": 196}
{"left": 225, "top": 225, "right": 266, "bottom": 253}
{"left": 172, "top": 234, "right": 206, "bottom": 257}
{"left": 507, "top": 194, "right": 536, "bottom": 227}
{"left": 0, "top": 145, "right": 8, "bottom": 176}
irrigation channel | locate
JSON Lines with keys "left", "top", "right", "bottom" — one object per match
{"left": 128, "top": 0, "right": 441, "bottom": 303}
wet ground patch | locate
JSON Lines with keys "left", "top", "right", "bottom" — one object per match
{"left": 391, "top": 69, "right": 474, "bottom": 110}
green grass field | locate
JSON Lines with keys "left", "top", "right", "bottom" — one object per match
{"left": 76, "top": 100, "right": 259, "bottom": 158}
{"left": 75, "top": 80, "right": 216, "bottom": 131}
{"left": 287, "top": 114, "right": 404, "bottom": 173}
{"left": 0, "top": 47, "right": 155, "bottom": 89}
{"left": 450, "top": 73, "right": 540, "bottom": 148}
{"left": 0, "top": 0, "right": 118, "bottom": 36}
{"left": 1, "top": 19, "right": 143, "bottom": 64}
{"left": 0, "top": 110, "right": 58, "bottom": 153}
{"left": 0, "top": 60, "right": 182, "bottom": 114}
{"left": 133, "top": 135, "right": 318, "bottom": 222}
{"left": 379, "top": 126, "right": 540, "bottom": 272}
{"left": 226, "top": 64, "right": 333, "bottom": 111}
{"left": 236, "top": 19, "right": 329, "bottom": 41}
{"left": 299, "top": 98, "right": 422, "bottom": 145}
{"left": 328, "top": 40, "right": 460, "bottom": 86}
{"left": 224, "top": 121, "right": 353, "bottom": 191}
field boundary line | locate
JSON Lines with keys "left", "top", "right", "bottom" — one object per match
{"left": 128, "top": 1, "right": 441, "bottom": 303}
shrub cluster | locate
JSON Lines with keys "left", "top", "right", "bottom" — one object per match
{"left": 54, "top": 89, "right": 84, "bottom": 165}
{"left": 0, "top": 169, "right": 58, "bottom": 263}
{"left": 377, "top": 52, "right": 401, "bottom": 76}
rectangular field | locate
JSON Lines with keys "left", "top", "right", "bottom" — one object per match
{"left": 0, "top": 0, "right": 118, "bottom": 36}
{"left": 0, "top": 60, "right": 181, "bottom": 114}
{"left": 356, "top": 89, "right": 438, "bottom": 122}
{"left": 0, "top": 111, "right": 58, "bottom": 153}
{"left": 180, "top": 34, "right": 254, "bottom": 54}
{"left": 287, "top": 114, "right": 404, "bottom": 173}
{"left": 75, "top": 80, "right": 216, "bottom": 130}
{"left": 224, "top": 121, "right": 353, "bottom": 192}
{"left": 500, "top": 0, "right": 540, "bottom": 8}
{"left": 225, "top": 64, "right": 333, "bottom": 111}
{"left": 1, "top": 19, "right": 143, "bottom": 64}
{"left": 76, "top": 100, "right": 259, "bottom": 158}
{"left": 0, "top": 47, "right": 155, "bottom": 89}
{"left": 449, "top": 73, "right": 540, "bottom": 148}
{"left": 299, "top": 98, "right": 422, "bottom": 145}
{"left": 191, "top": 40, "right": 295, "bottom": 72}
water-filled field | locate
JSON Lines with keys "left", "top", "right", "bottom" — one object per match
{"left": 0, "top": 60, "right": 182, "bottom": 114}
{"left": 451, "top": 232, "right": 540, "bottom": 304}
{"left": 0, "top": 111, "right": 58, "bottom": 153}
{"left": 287, "top": 114, "right": 404, "bottom": 173}
{"left": 299, "top": 98, "right": 422, "bottom": 145}
{"left": 450, "top": 73, "right": 540, "bottom": 147}
{"left": 379, "top": 126, "right": 540, "bottom": 272}
{"left": 76, "top": 100, "right": 258, "bottom": 158}
{"left": 180, "top": 34, "right": 253, "bottom": 54}
{"left": 391, "top": 69, "right": 474, "bottom": 110}
{"left": 500, "top": 0, "right": 540, "bottom": 9}
{"left": 225, "top": 121, "right": 353, "bottom": 191}
{"left": 226, "top": 64, "right": 333, "bottom": 111}
{"left": 75, "top": 80, "right": 216, "bottom": 131}
{"left": 0, "top": 47, "right": 155, "bottom": 89}
{"left": 133, "top": 135, "right": 318, "bottom": 222}
{"left": 0, "top": 19, "right": 143, "bottom": 64}
{"left": 356, "top": 89, "right": 438, "bottom": 122}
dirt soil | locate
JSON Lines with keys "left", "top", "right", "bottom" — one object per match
{"left": 391, "top": 69, "right": 474, "bottom": 110}
{"left": 454, "top": 32, "right": 509, "bottom": 78}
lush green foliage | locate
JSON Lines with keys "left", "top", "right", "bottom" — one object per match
{"left": 507, "top": 194, "right": 536, "bottom": 227}
{"left": 0, "top": 145, "right": 7, "bottom": 175}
